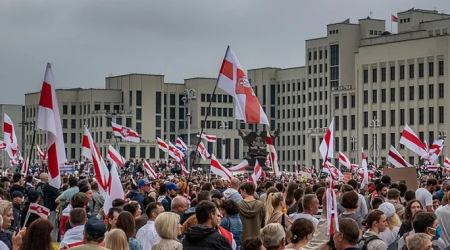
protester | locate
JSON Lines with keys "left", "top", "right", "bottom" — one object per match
{"left": 161, "top": 183, "right": 180, "bottom": 212}
{"left": 59, "top": 208, "right": 87, "bottom": 250}
{"left": 70, "top": 218, "right": 109, "bottom": 250}
{"left": 152, "top": 212, "right": 183, "bottom": 250}
{"left": 289, "top": 194, "right": 319, "bottom": 227}
{"left": 0, "top": 201, "right": 13, "bottom": 249}
{"left": 136, "top": 202, "right": 164, "bottom": 249}
{"left": 264, "top": 192, "right": 292, "bottom": 232}
{"left": 220, "top": 199, "right": 243, "bottom": 249}
{"left": 399, "top": 199, "right": 423, "bottom": 237}
{"left": 284, "top": 218, "right": 314, "bottom": 249}
{"left": 115, "top": 211, "right": 142, "bottom": 250}
{"left": 18, "top": 218, "right": 53, "bottom": 250}
{"left": 416, "top": 179, "right": 438, "bottom": 212}
{"left": 359, "top": 210, "right": 387, "bottom": 250}
{"left": 20, "top": 190, "right": 40, "bottom": 228}
{"left": 104, "top": 229, "right": 129, "bottom": 250}
{"left": 170, "top": 196, "right": 188, "bottom": 218}
{"left": 377, "top": 202, "right": 401, "bottom": 246}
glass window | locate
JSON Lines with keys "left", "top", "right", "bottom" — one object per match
{"left": 136, "top": 91, "right": 142, "bottom": 106}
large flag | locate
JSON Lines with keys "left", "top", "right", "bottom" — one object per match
{"left": 156, "top": 138, "right": 169, "bottom": 152}
{"left": 267, "top": 134, "right": 280, "bottom": 177}
{"left": 197, "top": 141, "right": 210, "bottom": 161}
{"left": 388, "top": 145, "right": 412, "bottom": 168}
{"left": 107, "top": 145, "right": 126, "bottom": 168}
{"left": 3, "top": 114, "right": 19, "bottom": 159}
{"left": 103, "top": 162, "right": 125, "bottom": 213}
{"left": 111, "top": 122, "right": 140, "bottom": 143}
{"left": 423, "top": 139, "right": 444, "bottom": 164}
{"left": 176, "top": 137, "right": 187, "bottom": 151}
{"left": 361, "top": 149, "right": 369, "bottom": 189}
{"left": 168, "top": 142, "right": 183, "bottom": 161}
{"left": 338, "top": 151, "right": 351, "bottom": 169}
{"left": 37, "top": 63, "right": 67, "bottom": 189}
{"left": 36, "top": 145, "right": 47, "bottom": 161}
{"left": 249, "top": 160, "right": 263, "bottom": 185}
{"left": 399, "top": 124, "right": 428, "bottom": 157}
{"left": 217, "top": 47, "right": 269, "bottom": 125}
{"left": 319, "top": 118, "right": 334, "bottom": 161}
{"left": 143, "top": 160, "right": 157, "bottom": 179}
{"left": 82, "top": 127, "right": 109, "bottom": 193}
{"left": 210, "top": 154, "right": 233, "bottom": 181}
{"left": 294, "top": 161, "right": 299, "bottom": 178}
{"left": 228, "top": 159, "right": 249, "bottom": 171}
{"left": 197, "top": 133, "right": 217, "bottom": 142}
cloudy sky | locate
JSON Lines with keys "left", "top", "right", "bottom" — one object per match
{"left": 1, "top": 0, "right": 449, "bottom": 104}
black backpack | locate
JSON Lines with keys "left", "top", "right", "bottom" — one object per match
{"left": 357, "top": 235, "right": 381, "bottom": 250}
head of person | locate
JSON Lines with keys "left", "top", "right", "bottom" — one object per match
{"left": 155, "top": 212, "right": 182, "bottom": 240}
{"left": 405, "top": 199, "right": 423, "bottom": 223}
{"left": 70, "top": 208, "right": 87, "bottom": 227}
{"left": 123, "top": 203, "right": 138, "bottom": 217}
{"left": 83, "top": 218, "right": 106, "bottom": 244}
{"left": 90, "top": 181, "right": 99, "bottom": 192}
{"left": 412, "top": 212, "right": 438, "bottom": 236}
{"left": 405, "top": 190, "right": 416, "bottom": 202}
{"left": 398, "top": 183, "right": 408, "bottom": 197}
{"left": 381, "top": 175, "right": 391, "bottom": 186}
{"left": 220, "top": 199, "right": 240, "bottom": 217}
{"left": 151, "top": 180, "right": 160, "bottom": 191}
{"left": 79, "top": 185, "right": 93, "bottom": 201}
{"left": 371, "top": 197, "right": 384, "bottom": 210}
{"left": 39, "top": 173, "right": 49, "bottom": 183}
{"left": 13, "top": 173, "right": 23, "bottom": 184}
{"left": 406, "top": 233, "right": 432, "bottom": 250}
{"left": 425, "top": 179, "right": 438, "bottom": 192}
{"left": 265, "top": 192, "right": 285, "bottom": 225}
{"left": 289, "top": 218, "right": 314, "bottom": 244}
{"left": 378, "top": 202, "right": 402, "bottom": 230}
{"left": 112, "top": 198, "right": 126, "bottom": 209}
{"left": 68, "top": 176, "right": 78, "bottom": 187}
{"left": 176, "top": 181, "right": 189, "bottom": 195}
{"left": 11, "top": 191, "right": 23, "bottom": 205}
{"left": 201, "top": 182, "right": 213, "bottom": 191}
{"left": 260, "top": 223, "right": 285, "bottom": 250}
{"left": 285, "top": 183, "right": 299, "bottom": 207}
{"left": 241, "top": 236, "right": 266, "bottom": 250}
{"left": 197, "top": 190, "right": 212, "bottom": 203}
{"left": 196, "top": 201, "right": 219, "bottom": 228}
{"left": 115, "top": 211, "right": 136, "bottom": 239}
{"left": 145, "top": 202, "right": 164, "bottom": 221}
{"left": 333, "top": 218, "right": 360, "bottom": 250}
{"left": 341, "top": 191, "right": 359, "bottom": 210}
{"left": 230, "top": 178, "right": 241, "bottom": 190}
{"left": 166, "top": 183, "right": 180, "bottom": 198}
{"left": 240, "top": 182, "right": 256, "bottom": 199}
{"left": 302, "top": 194, "right": 319, "bottom": 215}
{"left": 0, "top": 200, "right": 13, "bottom": 229}
{"left": 105, "top": 229, "right": 129, "bottom": 250}
{"left": 387, "top": 189, "right": 400, "bottom": 202}
{"left": 107, "top": 207, "right": 122, "bottom": 231}
{"left": 376, "top": 183, "right": 388, "bottom": 197}
{"left": 20, "top": 218, "right": 53, "bottom": 250}
{"left": 138, "top": 179, "right": 151, "bottom": 194}
{"left": 340, "top": 184, "right": 354, "bottom": 195}
{"left": 71, "top": 192, "right": 89, "bottom": 210}
{"left": 366, "top": 210, "right": 388, "bottom": 233}
{"left": 171, "top": 196, "right": 189, "bottom": 214}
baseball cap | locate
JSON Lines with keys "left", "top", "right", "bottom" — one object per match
{"left": 11, "top": 191, "right": 23, "bottom": 199}
{"left": 138, "top": 179, "right": 151, "bottom": 188}
{"left": 165, "top": 182, "right": 180, "bottom": 191}
{"left": 27, "top": 190, "right": 40, "bottom": 202}
{"left": 378, "top": 202, "right": 395, "bottom": 218}
{"left": 85, "top": 218, "right": 106, "bottom": 238}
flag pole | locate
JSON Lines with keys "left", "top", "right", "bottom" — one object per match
{"left": 26, "top": 122, "right": 37, "bottom": 175}
{"left": 189, "top": 46, "right": 231, "bottom": 182}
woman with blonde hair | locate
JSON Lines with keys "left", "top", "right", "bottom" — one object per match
{"left": 152, "top": 212, "right": 182, "bottom": 250}
{"left": 378, "top": 202, "right": 402, "bottom": 246}
{"left": 265, "top": 192, "right": 292, "bottom": 234}
{"left": 105, "top": 229, "right": 129, "bottom": 250}
{"left": 0, "top": 201, "right": 13, "bottom": 249}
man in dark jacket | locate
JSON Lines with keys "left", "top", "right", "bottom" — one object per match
{"left": 20, "top": 190, "right": 40, "bottom": 228}
{"left": 127, "top": 179, "right": 149, "bottom": 213}
{"left": 40, "top": 173, "right": 59, "bottom": 241}
{"left": 182, "top": 201, "right": 232, "bottom": 250}
{"left": 11, "top": 191, "right": 23, "bottom": 230}
{"left": 161, "top": 183, "right": 179, "bottom": 212}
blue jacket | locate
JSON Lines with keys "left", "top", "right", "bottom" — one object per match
{"left": 127, "top": 190, "right": 144, "bottom": 213}
{"left": 437, "top": 189, "right": 445, "bottom": 202}
{"left": 220, "top": 214, "right": 242, "bottom": 248}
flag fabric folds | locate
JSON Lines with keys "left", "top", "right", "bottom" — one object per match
{"left": 392, "top": 14, "right": 398, "bottom": 22}
{"left": 338, "top": 151, "right": 351, "bottom": 169}
{"left": 82, "top": 127, "right": 109, "bottom": 193}
{"left": 399, "top": 124, "right": 428, "bottom": 157}
{"left": 176, "top": 137, "right": 187, "bottom": 151}
{"left": 111, "top": 122, "right": 140, "bottom": 143}
{"left": 266, "top": 134, "right": 280, "bottom": 177}
{"left": 197, "top": 141, "right": 210, "bottom": 161}
{"left": 3, "top": 114, "right": 19, "bottom": 160}
{"left": 37, "top": 63, "right": 67, "bottom": 189}
{"left": 228, "top": 160, "right": 249, "bottom": 171}
{"left": 319, "top": 119, "right": 334, "bottom": 162}
{"left": 107, "top": 145, "right": 126, "bottom": 168}
{"left": 210, "top": 154, "right": 232, "bottom": 181}
{"left": 249, "top": 161, "right": 263, "bottom": 185}
{"left": 143, "top": 161, "right": 158, "bottom": 179}
{"left": 197, "top": 133, "right": 217, "bottom": 142}
{"left": 36, "top": 145, "right": 47, "bottom": 161}
{"left": 388, "top": 145, "right": 412, "bottom": 168}
{"left": 156, "top": 138, "right": 169, "bottom": 152}
{"left": 103, "top": 161, "right": 124, "bottom": 213}
{"left": 361, "top": 149, "right": 369, "bottom": 189}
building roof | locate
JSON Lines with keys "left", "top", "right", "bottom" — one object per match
{"left": 25, "top": 88, "right": 120, "bottom": 95}
{"left": 247, "top": 67, "right": 280, "bottom": 71}
{"left": 184, "top": 77, "right": 216, "bottom": 80}
{"left": 398, "top": 7, "right": 450, "bottom": 16}
{"left": 105, "top": 73, "right": 165, "bottom": 79}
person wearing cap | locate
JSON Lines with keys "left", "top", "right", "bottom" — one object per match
{"left": 70, "top": 217, "right": 109, "bottom": 250}
{"left": 128, "top": 179, "right": 151, "bottom": 213}
{"left": 20, "top": 190, "right": 40, "bottom": 228}
{"left": 11, "top": 191, "right": 22, "bottom": 230}
{"left": 161, "top": 183, "right": 180, "bottom": 212}
{"left": 377, "top": 202, "right": 402, "bottom": 246}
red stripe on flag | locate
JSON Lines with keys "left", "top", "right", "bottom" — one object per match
{"left": 388, "top": 150, "right": 407, "bottom": 167}
{"left": 402, "top": 130, "right": 426, "bottom": 150}
{"left": 47, "top": 143, "right": 59, "bottom": 181}
{"left": 38, "top": 82, "right": 53, "bottom": 109}
{"left": 220, "top": 59, "right": 233, "bottom": 80}
{"left": 245, "top": 95, "right": 262, "bottom": 124}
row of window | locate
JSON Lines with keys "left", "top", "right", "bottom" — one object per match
{"left": 278, "top": 91, "right": 329, "bottom": 106}
{"left": 200, "top": 107, "right": 234, "bottom": 117}
{"left": 363, "top": 61, "right": 444, "bottom": 83}
{"left": 362, "top": 106, "right": 445, "bottom": 127}
{"left": 361, "top": 83, "right": 444, "bottom": 104}
{"left": 200, "top": 94, "right": 234, "bottom": 104}
{"left": 308, "top": 64, "right": 328, "bottom": 74}
{"left": 333, "top": 95, "right": 356, "bottom": 109}
{"left": 308, "top": 49, "right": 328, "bottom": 61}
{"left": 277, "top": 105, "right": 330, "bottom": 119}
{"left": 369, "top": 30, "right": 384, "bottom": 35}
{"left": 276, "top": 118, "right": 330, "bottom": 134}
{"left": 277, "top": 78, "right": 329, "bottom": 93}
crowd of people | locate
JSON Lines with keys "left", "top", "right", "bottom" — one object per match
{"left": 0, "top": 159, "right": 448, "bottom": 250}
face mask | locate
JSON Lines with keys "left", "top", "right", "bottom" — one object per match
{"left": 436, "top": 226, "right": 441, "bottom": 240}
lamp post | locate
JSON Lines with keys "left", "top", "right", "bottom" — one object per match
{"left": 182, "top": 86, "right": 196, "bottom": 171}
{"left": 219, "top": 120, "right": 229, "bottom": 162}
{"left": 350, "top": 136, "right": 357, "bottom": 164}
{"left": 18, "top": 121, "right": 35, "bottom": 169}
{"left": 369, "top": 117, "right": 380, "bottom": 167}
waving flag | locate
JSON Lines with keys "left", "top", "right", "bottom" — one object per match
{"left": 197, "top": 141, "right": 210, "bottom": 161}
{"left": 29, "top": 203, "right": 50, "bottom": 218}
{"left": 168, "top": 142, "right": 183, "bottom": 161}
{"left": 37, "top": 63, "right": 67, "bottom": 189}
{"left": 444, "top": 157, "right": 450, "bottom": 172}
{"left": 210, "top": 154, "right": 233, "bottom": 181}
{"left": 36, "top": 145, "right": 47, "bottom": 161}
{"left": 0, "top": 141, "right": 6, "bottom": 150}
{"left": 388, "top": 145, "right": 412, "bottom": 168}
{"left": 267, "top": 134, "right": 280, "bottom": 177}
{"left": 82, "top": 127, "right": 109, "bottom": 193}
{"left": 228, "top": 159, "right": 249, "bottom": 171}
{"left": 197, "top": 133, "right": 217, "bottom": 142}
{"left": 249, "top": 160, "right": 263, "bottom": 185}
{"left": 157, "top": 138, "right": 169, "bottom": 152}
{"left": 104, "top": 161, "right": 125, "bottom": 213}
{"left": 3, "top": 114, "right": 19, "bottom": 159}
{"left": 400, "top": 124, "right": 428, "bottom": 157}
{"left": 143, "top": 160, "right": 157, "bottom": 179}
{"left": 176, "top": 137, "right": 187, "bottom": 151}
{"left": 423, "top": 139, "right": 444, "bottom": 164}
{"left": 217, "top": 46, "right": 269, "bottom": 125}
{"left": 361, "top": 149, "right": 369, "bottom": 189}
{"left": 319, "top": 118, "right": 334, "bottom": 161}
{"left": 107, "top": 145, "right": 126, "bottom": 168}
{"left": 21, "top": 157, "right": 29, "bottom": 175}
{"left": 338, "top": 151, "right": 351, "bottom": 169}
{"left": 111, "top": 122, "right": 140, "bottom": 143}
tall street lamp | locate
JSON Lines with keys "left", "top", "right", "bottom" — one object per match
{"left": 350, "top": 136, "right": 357, "bottom": 164}
{"left": 182, "top": 86, "right": 196, "bottom": 171}
{"left": 369, "top": 117, "right": 380, "bottom": 167}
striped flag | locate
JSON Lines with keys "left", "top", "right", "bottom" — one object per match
{"left": 400, "top": 124, "right": 428, "bottom": 157}
{"left": 197, "top": 141, "right": 210, "bottom": 161}
{"left": 388, "top": 145, "right": 412, "bottom": 168}
{"left": 82, "top": 126, "right": 109, "bottom": 193}
{"left": 197, "top": 133, "right": 217, "bottom": 142}
{"left": 210, "top": 154, "right": 233, "bottom": 181}
{"left": 319, "top": 119, "right": 334, "bottom": 162}
{"left": 176, "top": 137, "right": 187, "bottom": 151}
{"left": 228, "top": 160, "right": 249, "bottom": 171}
{"left": 338, "top": 151, "right": 351, "bottom": 169}
{"left": 267, "top": 133, "right": 280, "bottom": 177}
{"left": 107, "top": 145, "right": 126, "bottom": 168}
{"left": 249, "top": 160, "right": 263, "bottom": 185}
{"left": 111, "top": 122, "right": 140, "bottom": 143}
{"left": 156, "top": 138, "right": 169, "bottom": 152}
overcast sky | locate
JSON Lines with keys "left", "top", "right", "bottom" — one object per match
{"left": 1, "top": 0, "right": 449, "bottom": 104}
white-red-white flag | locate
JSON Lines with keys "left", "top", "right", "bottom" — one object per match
{"left": 428, "top": 165, "right": 438, "bottom": 172}
{"left": 82, "top": 127, "right": 109, "bottom": 193}
{"left": 156, "top": 138, "right": 169, "bottom": 152}
{"left": 210, "top": 154, "right": 233, "bottom": 181}
{"left": 319, "top": 118, "right": 334, "bottom": 161}
{"left": 143, "top": 160, "right": 157, "bottom": 179}
{"left": 267, "top": 134, "right": 280, "bottom": 177}
{"left": 3, "top": 114, "right": 19, "bottom": 160}
{"left": 326, "top": 188, "right": 339, "bottom": 235}
{"left": 444, "top": 157, "right": 450, "bottom": 172}
{"left": 249, "top": 160, "right": 263, "bottom": 185}
{"left": 228, "top": 159, "right": 249, "bottom": 171}
{"left": 168, "top": 142, "right": 182, "bottom": 161}
{"left": 10, "top": 158, "right": 18, "bottom": 166}
{"left": 338, "top": 151, "right": 351, "bottom": 169}
{"left": 36, "top": 145, "right": 47, "bottom": 161}
{"left": 361, "top": 149, "right": 369, "bottom": 189}
{"left": 37, "top": 63, "right": 67, "bottom": 189}
{"left": 0, "top": 141, "right": 6, "bottom": 150}
{"left": 21, "top": 157, "right": 29, "bottom": 175}
{"left": 104, "top": 162, "right": 125, "bottom": 213}
{"left": 29, "top": 203, "right": 50, "bottom": 218}
{"left": 197, "top": 133, "right": 217, "bottom": 142}
{"left": 107, "top": 145, "right": 126, "bottom": 168}
{"left": 388, "top": 145, "right": 412, "bottom": 168}
{"left": 399, "top": 124, "right": 428, "bottom": 157}
{"left": 176, "top": 137, "right": 187, "bottom": 151}
{"left": 423, "top": 139, "right": 444, "bottom": 164}
{"left": 217, "top": 47, "right": 269, "bottom": 125}
{"left": 111, "top": 122, "right": 140, "bottom": 143}
{"left": 197, "top": 141, "right": 210, "bottom": 161}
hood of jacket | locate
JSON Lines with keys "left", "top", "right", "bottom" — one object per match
{"left": 185, "top": 224, "right": 217, "bottom": 242}
{"left": 239, "top": 199, "right": 264, "bottom": 218}
{"left": 126, "top": 190, "right": 143, "bottom": 200}
{"left": 223, "top": 188, "right": 239, "bottom": 199}
{"left": 184, "top": 206, "right": 196, "bottom": 216}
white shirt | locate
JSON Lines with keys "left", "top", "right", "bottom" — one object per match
{"left": 415, "top": 188, "right": 433, "bottom": 211}
{"left": 0, "top": 241, "right": 7, "bottom": 250}
{"left": 288, "top": 213, "right": 319, "bottom": 228}
{"left": 136, "top": 221, "right": 160, "bottom": 250}
{"left": 378, "top": 226, "right": 399, "bottom": 246}
{"left": 436, "top": 205, "right": 450, "bottom": 246}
